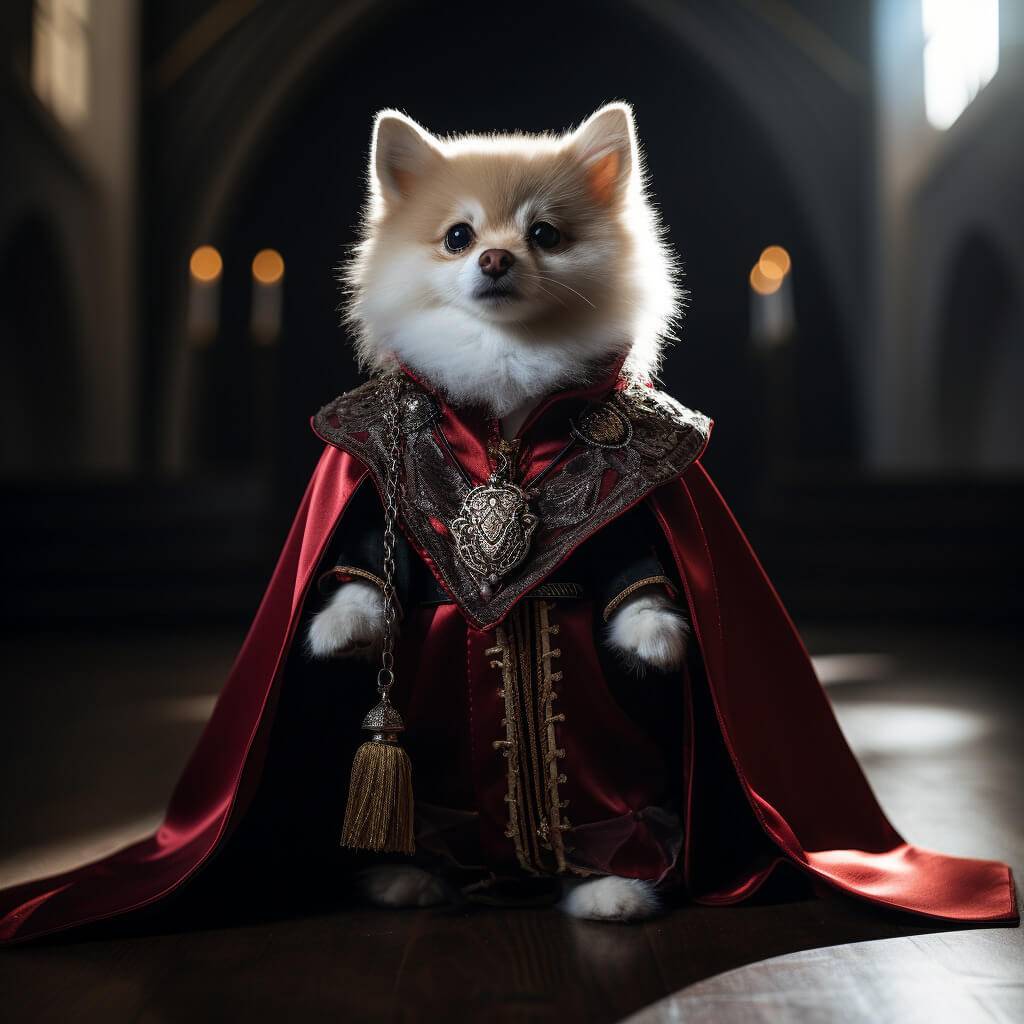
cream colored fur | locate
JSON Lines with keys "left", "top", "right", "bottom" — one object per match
{"left": 606, "top": 590, "right": 690, "bottom": 671}
{"left": 317, "top": 105, "right": 686, "bottom": 922}
{"left": 306, "top": 580, "right": 384, "bottom": 661}
{"left": 358, "top": 864, "right": 660, "bottom": 922}
{"left": 308, "top": 584, "right": 686, "bottom": 671}
{"left": 341, "top": 102, "right": 681, "bottom": 418}
{"left": 559, "top": 876, "right": 661, "bottom": 921}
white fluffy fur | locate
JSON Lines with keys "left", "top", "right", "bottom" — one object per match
{"left": 351, "top": 298, "right": 632, "bottom": 419}
{"left": 306, "top": 580, "right": 385, "bottom": 660}
{"left": 355, "top": 865, "right": 659, "bottom": 922}
{"left": 559, "top": 876, "right": 660, "bottom": 922}
{"left": 342, "top": 102, "right": 682, "bottom": 418}
{"left": 332, "top": 108, "right": 684, "bottom": 923}
{"left": 606, "top": 590, "right": 690, "bottom": 671}
{"left": 357, "top": 865, "right": 448, "bottom": 908}
{"left": 309, "top": 580, "right": 685, "bottom": 671}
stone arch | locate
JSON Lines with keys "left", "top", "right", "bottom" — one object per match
{"left": 153, "top": 0, "right": 865, "bottom": 475}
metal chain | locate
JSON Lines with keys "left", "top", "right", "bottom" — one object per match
{"left": 376, "top": 372, "right": 402, "bottom": 701}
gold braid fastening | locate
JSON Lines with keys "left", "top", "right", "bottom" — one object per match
{"left": 489, "top": 598, "right": 573, "bottom": 874}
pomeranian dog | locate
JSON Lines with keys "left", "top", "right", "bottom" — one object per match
{"left": 308, "top": 103, "right": 688, "bottom": 921}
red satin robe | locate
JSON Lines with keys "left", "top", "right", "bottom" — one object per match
{"left": 0, "top": 368, "right": 1016, "bottom": 943}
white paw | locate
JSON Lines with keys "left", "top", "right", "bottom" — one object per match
{"left": 559, "top": 876, "right": 660, "bottom": 922}
{"left": 306, "top": 581, "right": 385, "bottom": 660}
{"left": 357, "top": 865, "right": 448, "bottom": 909}
{"left": 606, "top": 590, "right": 689, "bottom": 671}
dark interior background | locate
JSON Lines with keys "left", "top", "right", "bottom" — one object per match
{"left": 1, "top": 0, "right": 1021, "bottom": 630}
{"left": 199, "top": 0, "right": 854, "bottom": 492}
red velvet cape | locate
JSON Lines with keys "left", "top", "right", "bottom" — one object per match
{"left": 0, "top": 440, "right": 1016, "bottom": 942}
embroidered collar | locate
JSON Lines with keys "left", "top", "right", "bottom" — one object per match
{"left": 393, "top": 357, "right": 629, "bottom": 486}
{"left": 312, "top": 372, "right": 710, "bottom": 628}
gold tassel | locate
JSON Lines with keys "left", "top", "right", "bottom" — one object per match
{"left": 341, "top": 373, "right": 415, "bottom": 854}
{"left": 340, "top": 699, "right": 415, "bottom": 854}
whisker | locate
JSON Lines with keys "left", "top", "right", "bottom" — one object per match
{"left": 518, "top": 273, "right": 597, "bottom": 309}
{"left": 529, "top": 282, "right": 569, "bottom": 310}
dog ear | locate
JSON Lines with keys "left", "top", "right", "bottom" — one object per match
{"left": 370, "top": 110, "right": 442, "bottom": 204}
{"left": 569, "top": 102, "right": 637, "bottom": 206}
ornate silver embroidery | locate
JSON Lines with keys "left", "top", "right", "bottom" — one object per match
{"left": 398, "top": 390, "right": 439, "bottom": 431}
{"left": 533, "top": 450, "right": 607, "bottom": 529}
{"left": 451, "top": 467, "right": 538, "bottom": 600}
{"left": 313, "top": 376, "right": 711, "bottom": 628}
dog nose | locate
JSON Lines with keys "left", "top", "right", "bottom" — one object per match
{"left": 479, "top": 249, "right": 515, "bottom": 278}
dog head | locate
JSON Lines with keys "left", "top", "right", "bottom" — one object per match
{"left": 343, "top": 103, "right": 680, "bottom": 415}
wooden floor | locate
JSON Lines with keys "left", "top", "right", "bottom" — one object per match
{"left": 0, "top": 625, "right": 1020, "bottom": 1023}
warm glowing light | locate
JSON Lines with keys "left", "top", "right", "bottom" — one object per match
{"left": 190, "top": 245, "right": 223, "bottom": 283}
{"left": 252, "top": 248, "right": 285, "bottom": 285}
{"left": 759, "top": 245, "right": 791, "bottom": 280}
{"left": 750, "top": 247, "right": 795, "bottom": 344}
{"left": 749, "top": 263, "right": 782, "bottom": 296}
{"left": 922, "top": 0, "right": 999, "bottom": 130}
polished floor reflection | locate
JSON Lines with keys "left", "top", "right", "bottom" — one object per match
{"left": 0, "top": 625, "right": 1019, "bottom": 1022}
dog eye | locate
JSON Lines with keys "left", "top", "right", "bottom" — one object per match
{"left": 528, "top": 222, "right": 561, "bottom": 250}
{"left": 444, "top": 223, "right": 475, "bottom": 253}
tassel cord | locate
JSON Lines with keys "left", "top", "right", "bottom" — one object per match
{"left": 340, "top": 372, "right": 415, "bottom": 855}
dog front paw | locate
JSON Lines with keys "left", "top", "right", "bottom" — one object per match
{"left": 606, "top": 590, "right": 689, "bottom": 671}
{"left": 306, "top": 580, "right": 385, "bottom": 660}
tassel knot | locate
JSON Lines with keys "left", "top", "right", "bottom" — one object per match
{"left": 340, "top": 699, "right": 415, "bottom": 854}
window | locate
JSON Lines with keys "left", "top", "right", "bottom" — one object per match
{"left": 922, "top": 0, "right": 999, "bottom": 130}
{"left": 31, "top": 0, "right": 90, "bottom": 126}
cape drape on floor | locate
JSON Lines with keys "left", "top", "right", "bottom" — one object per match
{"left": 0, "top": 448, "right": 1016, "bottom": 943}
{"left": 649, "top": 467, "right": 1015, "bottom": 921}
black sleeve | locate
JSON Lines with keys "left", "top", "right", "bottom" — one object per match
{"left": 582, "top": 502, "right": 681, "bottom": 622}
{"left": 316, "top": 480, "right": 413, "bottom": 616}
